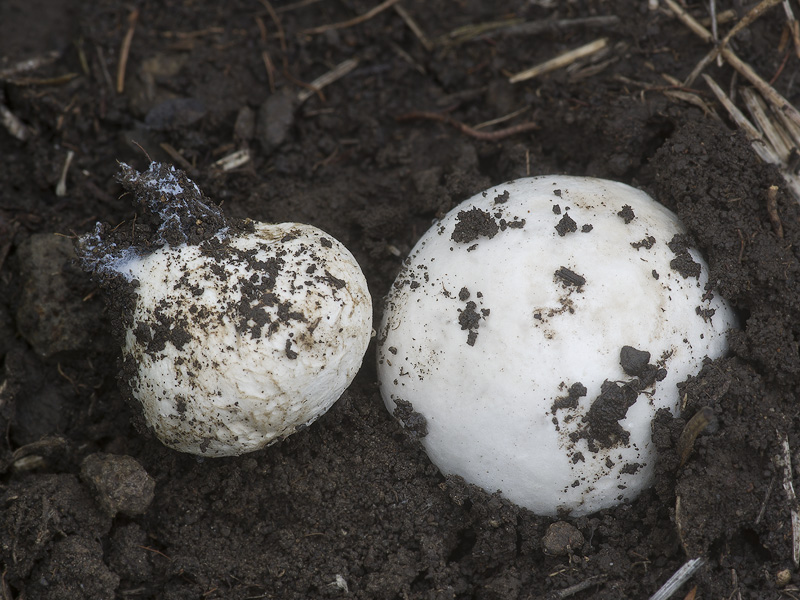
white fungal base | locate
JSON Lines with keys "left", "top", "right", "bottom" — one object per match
{"left": 123, "top": 222, "right": 372, "bottom": 456}
{"left": 377, "top": 176, "right": 737, "bottom": 516}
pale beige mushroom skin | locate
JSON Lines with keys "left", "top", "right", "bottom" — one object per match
{"left": 122, "top": 222, "right": 372, "bottom": 457}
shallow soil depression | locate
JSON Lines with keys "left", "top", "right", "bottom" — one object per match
{"left": 1, "top": 1, "right": 800, "bottom": 599}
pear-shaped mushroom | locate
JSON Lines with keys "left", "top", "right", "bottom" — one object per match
{"left": 78, "top": 163, "right": 372, "bottom": 456}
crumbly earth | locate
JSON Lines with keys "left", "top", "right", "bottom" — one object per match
{"left": 0, "top": 1, "right": 799, "bottom": 599}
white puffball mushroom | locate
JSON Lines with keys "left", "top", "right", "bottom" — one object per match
{"left": 120, "top": 223, "right": 371, "bottom": 457}
{"left": 377, "top": 176, "right": 737, "bottom": 517}
{"left": 78, "top": 162, "right": 371, "bottom": 457}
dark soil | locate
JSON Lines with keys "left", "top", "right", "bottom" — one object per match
{"left": 1, "top": 1, "right": 799, "bottom": 598}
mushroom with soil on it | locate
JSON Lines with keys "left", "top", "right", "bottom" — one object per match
{"left": 377, "top": 176, "right": 737, "bottom": 517}
{"left": 77, "top": 162, "right": 372, "bottom": 457}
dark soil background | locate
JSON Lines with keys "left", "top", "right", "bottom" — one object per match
{"left": 1, "top": 1, "right": 799, "bottom": 598}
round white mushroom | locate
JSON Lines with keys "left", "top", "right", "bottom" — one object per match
{"left": 78, "top": 163, "right": 372, "bottom": 457}
{"left": 377, "top": 176, "right": 737, "bottom": 516}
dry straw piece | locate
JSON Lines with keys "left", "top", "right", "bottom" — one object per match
{"left": 508, "top": 38, "right": 609, "bottom": 83}
{"left": 662, "top": 0, "right": 800, "bottom": 203}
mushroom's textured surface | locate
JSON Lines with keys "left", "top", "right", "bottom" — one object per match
{"left": 377, "top": 176, "right": 737, "bottom": 516}
{"left": 78, "top": 163, "right": 372, "bottom": 456}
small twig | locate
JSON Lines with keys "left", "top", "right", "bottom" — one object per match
{"left": 95, "top": 44, "right": 115, "bottom": 93}
{"left": 312, "top": 147, "right": 341, "bottom": 172}
{"left": 738, "top": 87, "right": 800, "bottom": 202}
{"left": 473, "top": 105, "right": 530, "bottom": 130}
{"left": 0, "top": 102, "right": 30, "bottom": 141}
{"left": 394, "top": 4, "right": 433, "bottom": 51}
{"left": 782, "top": 0, "right": 800, "bottom": 58}
{"left": 159, "top": 142, "right": 195, "bottom": 172}
{"left": 721, "top": 0, "right": 783, "bottom": 48}
{"left": 677, "top": 407, "right": 715, "bottom": 467}
{"left": 130, "top": 139, "right": 152, "bottom": 162}
{"left": 396, "top": 111, "right": 539, "bottom": 141}
{"left": 254, "top": 17, "right": 276, "bottom": 93}
{"left": 775, "top": 431, "right": 800, "bottom": 567}
{"left": 55, "top": 150, "right": 75, "bottom": 197}
{"left": 259, "top": 0, "right": 290, "bottom": 75}
{"left": 684, "top": 50, "right": 718, "bottom": 87}
{"left": 728, "top": 569, "right": 742, "bottom": 599}
{"left": 664, "top": 0, "right": 714, "bottom": 42}
{"left": 662, "top": 89, "right": 718, "bottom": 117}
{"left": 568, "top": 53, "right": 618, "bottom": 81}
{"left": 10, "top": 436, "right": 69, "bottom": 466}
{"left": 0, "top": 50, "right": 60, "bottom": 80}
{"left": 9, "top": 73, "right": 79, "bottom": 87}
{"left": 710, "top": 0, "right": 721, "bottom": 66}
{"left": 773, "top": 100, "right": 800, "bottom": 147}
{"left": 742, "top": 87, "right": 795, "bottom": 163}
{"left": 737, "top": 229, "right": 746, "bottom": 263}
{"left": 212, "top": 149, "right": 251, "bottom": 172}
{"left": 2, "top": 565, "right": 13, "bottom": 600}
{"left": 721, "top": 20, "right": 800, "bottom": 120}
{"left": 262, "top": 50, "right": 276, "bottom": 94}
{"left": 434, "top": 87, "right": 486, "bottom": 107}
{"left": 389, "top": 41, "right": 425, "bottom": 74}
{"left": 509, "top": 38, "right": 608, "bottom": 84}
{"left": 301, "top": 0, "right": 401, "bottom": 35}
{"left": 755, "top": 475, "right": 776, "bottom": 525}
{"left": 442, "top": 15, "right": 619, "bottom": 45}
{"left": 57, "top": 363, "right": 81, "bottom": 395}
{"left": 116, "top": 8, "right": 140, "bottom": 94}
{"left": 137, "top": 545, "right": 173, "bottom": 561}
{"left": 614, "top": 73, "right": 700, "bottom": 95}
{"left": 700, "top": 8, "right": 739, "bottom": 27}
{"left": 665, "top": 0, "right": 800, "bottom": 130}
{"left": 296, "top": 59, "right": 359, "bottom": 104}
{"left": 259, "top": 0, "right": 286, "bottom": 54}
{"left": 682, "top": 0, "right": 783, "bottom": 85}
{"left": 283, "top": 69, "right": 324, "bottom": 101}
{"left": 541, "top": 575, "right": 607, "bottom": 599}
{"left": 648, "top": 557, "right": 707, "bottom": 600}
{"left": 702, "top": 75, "right": 768, "bottom": 152}
{"left": 769, "top": 49, "right": 792, "bottom": 84}
{"left": 160, "top": 27, "right": 225, "bottom": 40}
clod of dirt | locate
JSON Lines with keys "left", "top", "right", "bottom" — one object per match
{"left": 257, "top": 90, "right": 297, "bottom": 152}
{"left": 28, "top": 535, "right": 120, "bottom": 600}
{"left": 554, "top": 212, "right": 577, "bottom": 236}
{"left": 451, "top": 207, "right": 500, "bottom": 243}
{"left": 391, "top": 397, "right": 428, "bottom": 440}
{"left": 541, "top": 521, "right": 584, "bottom": 556}
{"left": 0, "top": 474, "right": 112, "bottom": 582}
{"left": 620, "top": 345, "right": 651, "bottom": 376}
{"left": 80, "top": 453, "right": 156, "bottom": 517}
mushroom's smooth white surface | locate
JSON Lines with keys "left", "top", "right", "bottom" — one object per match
{"left": 377, "top": 176, "right": 737, "bottom": 516}
{"left": 79, "top": 163, "right": 372, "bottom": 456}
